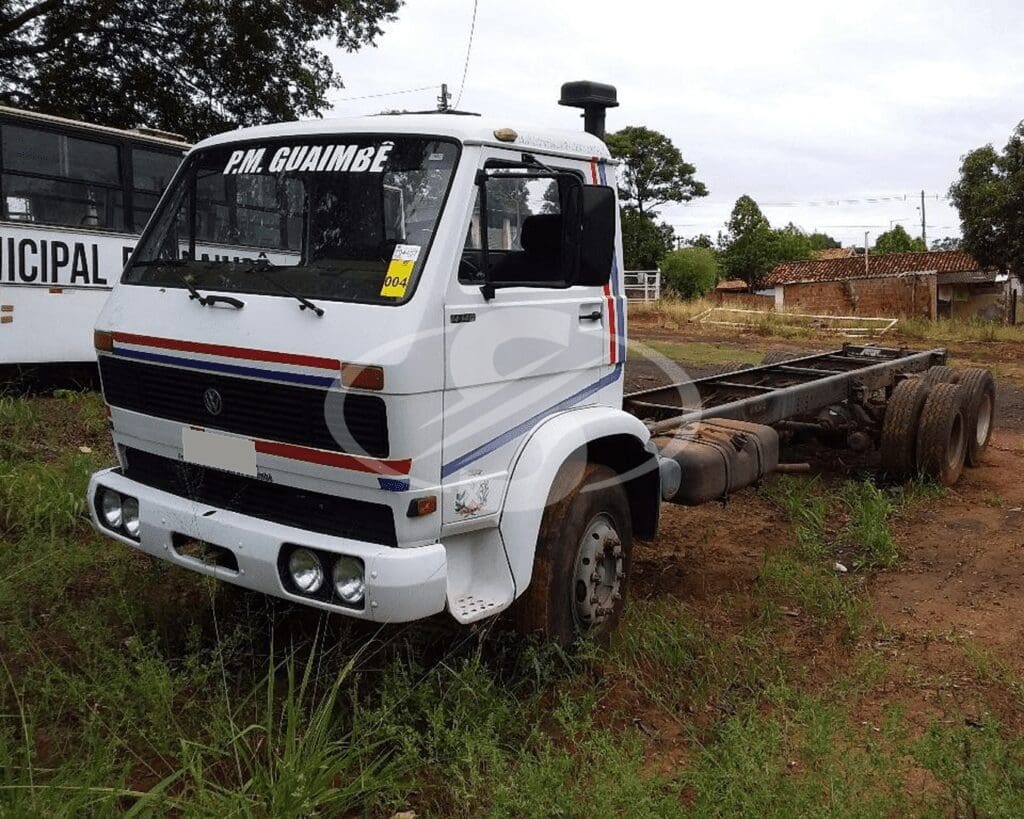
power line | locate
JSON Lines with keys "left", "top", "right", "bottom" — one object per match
{"left": 675, "top": 192, "right": 951, "bottom": 208}
{"left": 453, "top": 0, "right": 479, "bottom": 109}
{"left": 333, "top": 84, "right": 439, "bottom": 102}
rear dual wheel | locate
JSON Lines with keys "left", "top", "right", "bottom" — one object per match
{"left": 880, "top": 378, "right": 931, "bottom": 481}
{"left": 916, "top": 383, "right": 969, "bottom": 486}
{"left": 957, "top": 367, "right": 996, "bottom": 466}
{"left": 920, "top": 364, "right": 959, "bottom": 386}
{"left": 881, "top": 364, "right": 996, "bottom": 484}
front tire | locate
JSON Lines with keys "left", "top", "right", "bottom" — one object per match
{"left": 513, "top": 463, "right": 633, "bottom": 647}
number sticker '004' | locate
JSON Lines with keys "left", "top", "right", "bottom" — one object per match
{"left": 380, "top": 244, "right": 421, "bottom": 298}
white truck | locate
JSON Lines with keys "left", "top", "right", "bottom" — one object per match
{"left": 87, "top": 83, "right": 996, "bottom": 645}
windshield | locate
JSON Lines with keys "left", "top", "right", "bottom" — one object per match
{"left": 123, "top": 135, "right": 459, "bottom": 304}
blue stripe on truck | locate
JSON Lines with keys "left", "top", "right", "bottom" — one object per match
{"left": 441, "top": 365, "right": 623, "bottom": 479}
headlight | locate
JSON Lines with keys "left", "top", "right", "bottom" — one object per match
{"left": 332, "top": 556, "right": 365, "bottom": 605}
{"left": 100, "top": 488, "right": 123, "bottom": 529}
{"left": 121, "top": 496, "right": 140, "bottom": 538}
{"left": 288, "top": 548, "right": 324, "bottom": 594}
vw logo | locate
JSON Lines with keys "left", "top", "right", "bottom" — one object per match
{"left": 203, "top": 387, "right": 223, "bottom": 416}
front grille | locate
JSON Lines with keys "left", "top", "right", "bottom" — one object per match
{"left": 123, "top": 447, "right": 397, "bottom": 546}
{"left": 100, "top": 355, "right": 389, "bottom": 458}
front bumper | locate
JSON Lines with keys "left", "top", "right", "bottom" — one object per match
{"left": 87, "top": 468, "right": 448, "bottom": 623}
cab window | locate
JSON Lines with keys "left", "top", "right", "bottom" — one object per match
{"left": 460, "top": 170, "right": 571, "bottom": 285}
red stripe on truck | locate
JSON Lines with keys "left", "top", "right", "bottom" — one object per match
{"left": 590, "top": 157, "right": 617, "bottom": 365}
{"left": 112, "top": 332, "right": 341, "bottom": 371}
{"left": 255, "top": 440, "right": 412, "bottom": 475}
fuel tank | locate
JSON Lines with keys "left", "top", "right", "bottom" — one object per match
{"left": 654, "top": 418, "right": 779, "bottom": 506}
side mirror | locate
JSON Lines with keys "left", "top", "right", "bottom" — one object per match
{"left": 576, "top": 185, "right": 616, "bottom": 286}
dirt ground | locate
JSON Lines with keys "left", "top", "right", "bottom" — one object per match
{"left": 624, "top": 328, "right": 1024, "bottom": 741}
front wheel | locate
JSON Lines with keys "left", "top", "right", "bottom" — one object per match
{"left": 513, "top": 463, "right": 633, "bottom": 647}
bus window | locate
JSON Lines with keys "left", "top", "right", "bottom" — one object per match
{"left": 132, "top": 148, "right": 181, "bottom": 228}
{"left": 1, "top": 124, "right": 124, "bottom": 230}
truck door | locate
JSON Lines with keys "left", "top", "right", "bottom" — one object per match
{"left": 439, "top": 152, "right": 622, "bottom": 524}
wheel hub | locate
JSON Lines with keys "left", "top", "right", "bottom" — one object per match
{"left": 976, "top": 393, "right": 992, "bottom": 445}
{"left": 572, "top": 514, "right": 624, "bottom": 629}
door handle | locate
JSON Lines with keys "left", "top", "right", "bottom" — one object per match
{"left": 579, "top": 309, "right": 603, "bottom": 322}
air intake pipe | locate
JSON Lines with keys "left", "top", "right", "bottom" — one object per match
{"left": 558, "top": 81, "right": 618, "bottom": 141}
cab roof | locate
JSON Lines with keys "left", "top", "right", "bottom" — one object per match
{"left": 194, "top": 113, "right": 613, "bottom": 162}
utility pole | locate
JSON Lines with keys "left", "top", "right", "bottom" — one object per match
{"left": 920, "top": 190, "right": 927, "bottom": 247}
{"left": 864, "top": 231, "right": 869, "bottom": 274}
{"left": 437, "top": 83, "right": 451, "bottom": 112}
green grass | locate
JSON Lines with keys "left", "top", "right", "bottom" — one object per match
{"left": 2, "top": 390, "right": 1022, "bottom": 814}
{"left": 839, "top": 480, "right": 898, "bottom": 568}
{"left": 899, "top": 315, "right": 1024, "bottom": 344}
{"left": 914, "top": 717, "right": 1024, "bottom": 817}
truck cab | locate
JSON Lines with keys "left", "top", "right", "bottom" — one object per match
{"left": 88, "top": 84, "right": 662, "bottom": 644}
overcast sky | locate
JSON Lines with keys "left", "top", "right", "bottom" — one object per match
{"left": 324, "top": 0, "right": 1024, "bottom": 247}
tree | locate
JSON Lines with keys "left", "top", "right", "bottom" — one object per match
{"left": 660, "top": 247, "right": 719, "bottom": 299}
{"left": 719, "top": 198, "right": 819, "bottom": 287}
{"left": 620, "top": 206, "right": 674, "bottom": 269}
{"left": 719, "top": 195, "right": 777, "bottom": 288}
{"left": 685, "top": 233, "right": 715, "bottom": 249}
{"left": 931, "top": 236, "right": 961, "bottom": 251}
{"left": 775, "top": 222, "right": 815, "bottom": 263}
{"left": 0, "top": 0, "right": 401, "bottom": 141}
{"left": 807, "top": 231, "right": 840, "bottom": 251}
{"left": 949, "top": 122, "right": 1024, "bottom": 276}
{"left": 605, "top": 126, "right": 708, "bottom": 216}
{"left": 873, "top": 224, "right": 926, "bottom": 255}
{"left": 541, "top": 180, "right": 560, "bottom": 214}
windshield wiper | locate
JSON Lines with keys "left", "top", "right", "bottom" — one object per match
{"left": 242, "top": 256, "right": 325, "bottom": 317}
{"left": 132, "top": 260, "right": 244, "bottom": 309}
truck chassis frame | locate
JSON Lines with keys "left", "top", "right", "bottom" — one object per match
{"left": 625, "top": 344, "right": 945, "bottom": 434}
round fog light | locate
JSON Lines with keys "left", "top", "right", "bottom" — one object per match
{"left": 288, "top": 548, "right": 324, "bottom": 594}
{"left": 122, "top": 496, "right": 140, "bottom": 538}
{"left": 100, "top": 488, "right": 122, "bottom": 529}
{"left": 332, "top": 556, "right": 365, "bottom": 605}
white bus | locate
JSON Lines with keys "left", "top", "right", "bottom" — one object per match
{"left": 0, "top": 106, "right": 189, "bottom": 366}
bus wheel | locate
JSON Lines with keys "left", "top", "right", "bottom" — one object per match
{"left": 880, "top": 378, "right": 931, "bottom": 481}
{"left": 514, "top": 463, "right": 633, "bottom": 648}
{"left": 957, "top": 367, "right": 996, "bottom": 466}
{"left": 916, "top": 383, "right": 968, "bottom": 486}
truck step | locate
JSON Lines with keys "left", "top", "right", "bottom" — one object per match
{"left": 451, "top": 594, "right": 505, "bottom": 624}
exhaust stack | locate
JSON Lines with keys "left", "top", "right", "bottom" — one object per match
{"left": 558, "top": 81, "right": 618, "bottom": 141}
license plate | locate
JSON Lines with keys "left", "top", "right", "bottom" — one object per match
{"left": 182, "top": 427, "right": 257, "bottom": 476}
